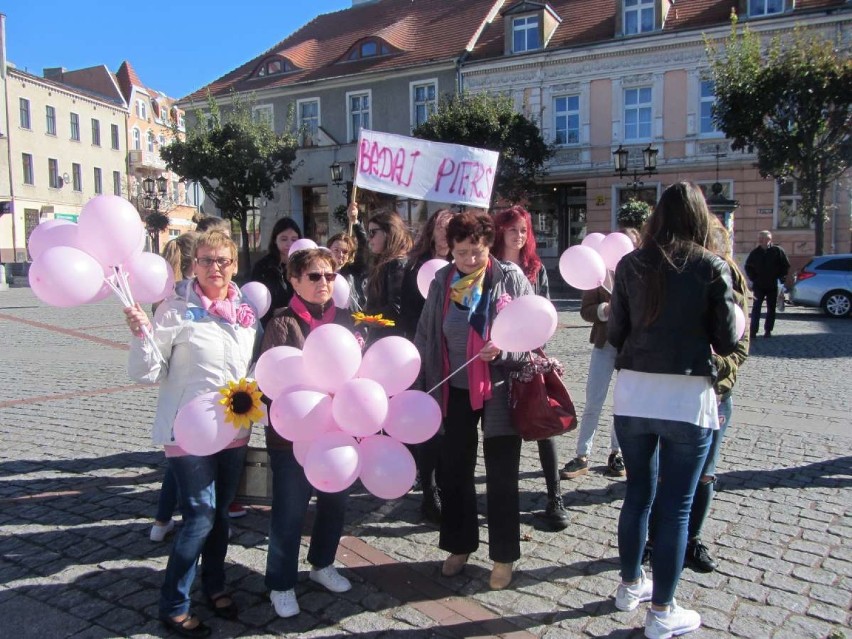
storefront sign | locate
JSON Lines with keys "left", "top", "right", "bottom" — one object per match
{"left": 54, "top": 213, "right": 79, "bottom": 222}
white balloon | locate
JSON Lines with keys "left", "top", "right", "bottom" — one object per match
{"left": 416, "top": 259, "right": 448, "bottom": 299}
{"left": 241, "top": 281, "right": 272, "bottom": 317}
{"left": 288, "top": 238, "right": 318, "bottom": 257}
{"left": 331, "top": 273, "right": 351, "bottom": 309}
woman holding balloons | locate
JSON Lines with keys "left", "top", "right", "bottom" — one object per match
{"left": 491, "top": 205, "right": 569, "bottom": 532}
{"left": 414, "top": 210, "right": 533, "bottom": 591}
{"left": 608, "top": 182, "right": 736, "bottom": 639}
{"left": 258, "top": 247, "right": 358, "bottom": 619}
{"left": 125, "top": 230, "right": 260, "bottom": 637}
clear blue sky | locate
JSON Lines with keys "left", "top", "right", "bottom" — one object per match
{"left": 3, "top": 1, "right": 352, "bottom": 99}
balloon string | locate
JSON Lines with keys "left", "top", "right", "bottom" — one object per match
{"left": 426, "top": 353, "right": 480, "bottom": 395}
{"left": 108, "top": 266, "right": 166, "bottom": 366}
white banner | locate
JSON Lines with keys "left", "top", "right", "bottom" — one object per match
{"left": 354, "top": 129, "right": 500, "bottom": 208}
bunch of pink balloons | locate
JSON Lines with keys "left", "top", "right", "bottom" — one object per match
{"left": 254, "top": 331, "right": 441, "bottom": 498}
{"left": 559, "top": 231, "right": 636, "bottom": 291}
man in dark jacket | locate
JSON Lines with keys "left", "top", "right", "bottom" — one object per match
{"left": 744, "top": 230, "right": 790, "bottom": 338}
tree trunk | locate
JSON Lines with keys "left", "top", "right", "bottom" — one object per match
{"left": 814, "top": 184, "right": 826, "bottom": 257}
{"left": 239, "top": 217, "right": 252, "bottom": 274}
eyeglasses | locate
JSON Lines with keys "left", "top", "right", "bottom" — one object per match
{"left": 368, "top": 228, "right": 384, "bottom": 238}
{"left": 305, "top": 272, "right": 336, "bottom": 283}
{"left": 195, "top": 257, "right": 234, "bottom": 268}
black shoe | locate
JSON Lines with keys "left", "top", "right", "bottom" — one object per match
{"left": 560, "top": 456, "right": 589, "bottom": 479}
{"left": 540, "top": 496, "right": 570, "bottom": 531}
{"left": 642, "top": 543, "right": 652, "bottom": 566}
{"left": 764, "top": 331, "right": 772, "bottom": 338}
{"left": 749, "top": 332, "right": 758, "bottom": 339}
{"left": 207, "top": 593, "right": 238, "bottom": 620}
{"left": 684, "top": 540, "right": 717, "bottom": 573}
{"left": 160, "top": 614, "right": 211, "bottom": 638}
{"left": 605, "top": 452, "right": 626, "bottom": 477}
{"left": 420, "top": 487, "right": 442, "bottom": 524}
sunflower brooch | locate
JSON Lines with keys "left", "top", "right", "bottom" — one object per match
{"left": 352, "top": 312, "right": 396, "bottom": 327}
{"left": 218, "top": 378, "right": 264, "bottom": 430}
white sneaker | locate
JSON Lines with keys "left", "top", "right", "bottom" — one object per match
{"left": 615, "top": 567, "right": 653, "bottom": 611}
{"left": 644, "top": 600, "right": 701, "bottom": 639}
{"left": 270, "top": 589, "right": 299, "bottom": 618}
{"left": 309, "top": 565, "right": 352, "bottom": 593}
{"left": 149, "top": 519, "right": 175, "bottom": 542}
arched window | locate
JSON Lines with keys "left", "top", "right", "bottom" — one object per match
{"left": 255, "top": 57, "right": 296, "bottom": 77}
{"left": 147, "top": 130, "right": 156, "bottom": 152}
{"left": 132, "top": 128, "right": 141, "bottom": 150}
{"left": 345, "top": 38, "right": 391, "bottom": 61}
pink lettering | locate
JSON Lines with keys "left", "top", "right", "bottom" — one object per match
{"left": 434, "top": 158, "right": 456, "bottom": 192}
{"left": 359, "top": 139, "right": 423, "bottom": 187}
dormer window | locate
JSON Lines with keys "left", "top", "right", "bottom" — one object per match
{"left": 624, "top": 0, "right": 655, "bottom": 35}
{"left": 346, "top": 38, "right": 391, "bottom": 61}
{"left": 513, "top": 15, "right": 541, "bottom": 52}
{"left": 748, "top": 0, "right": 784, "bottom": 17}
{"left": 256, "top": 57, "right": 296, "bottom": 78}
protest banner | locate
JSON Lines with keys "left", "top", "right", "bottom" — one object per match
{"left": 353, "top": 129, "right": 499, "bottom": 208}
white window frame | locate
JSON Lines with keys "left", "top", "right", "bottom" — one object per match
{"left": 775, "top": 178, "right": 813, "bottom": 230}
{"left": 410, "top": 80, "right": 438, "bottom": 130}
{"left": 623, "top": 86, "right": 653, "bottom": 142}
{"left": 749, "top": 0, "right": 784, "bottom": 18}
{"left": 252, "top": 104, "right": 274, "bottom": 130}
{"left": 70, "top": 112, "right": 80, "bottom": 141}
{"left": 45, "top": 105, "right": 56, "bottom": 136}
{"left": 72, "top": 163, "right": 82, "bottom": 192}
{"left": 698, "top": 79, "right": 723, "bottom": 137}
{"left": 132, "top": 127, "right": 141, "bottom": 150}
{"left": 22, "top": 153, "right": 34, "bottom": 185}
{"left": 512, "top": 15, "right": 541, "bottom": 53}
{"left": 624, "top": 0, "right": 655, "bottom": 35}
{"left": 296, "top": 98, "right": 321, "bottom": 146}
{"left": 147, "top": 130, "right": 156, "bottom": 153}
{"left": 136, "top": 99, "right": 147, "bottom": 120}
{"left": 346, "top": 90, "right": 371, "bottom": 143}
{"left": 91, "top": 118, "right": 101, "bottom": 146}
{"left": 553, "top": 95, "right": 580, "bottom": 146}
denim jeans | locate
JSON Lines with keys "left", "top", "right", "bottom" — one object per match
{"left": 155, "top": 464, "right": 178, "bottom": 523}
{"left": 614, "top": 415, "right": 712, "bottom": 606}
{"left": 159, "top": 446, "right": 247, "bottom": 619}
{"left": 576, "top": 343, "right": 620, "bottom": 457}
{"left": 265, "top": 447, "right": 348, "bottom": 592}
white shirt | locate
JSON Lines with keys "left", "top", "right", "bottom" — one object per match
{"left": 613, "top": 369, "right": 719, "bottom": 429}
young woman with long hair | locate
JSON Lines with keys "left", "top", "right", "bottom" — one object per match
{"left": 363, "top": 210, "right": 412, "bottom": 344}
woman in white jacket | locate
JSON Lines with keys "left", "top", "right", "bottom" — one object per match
{"left": 125, "top": 230, "right": 260, "bottom": 638}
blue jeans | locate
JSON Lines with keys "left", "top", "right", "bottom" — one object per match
{"left": 265, "top": 447, "right": 348, "bottom": 592}
{"left": 614, "top": 416, "right": 712, "bottom": 606}
{"left": 155, "top": 465, "right": 178, "bottom": 523}
{"left": 577, "top": 343, "right": 620, "bottom": 457}
{"left": 702, "top": 395, "right": 732, "bottom": 479}
{"left": 159, "top": 446, "right": 247, "bottom": 619}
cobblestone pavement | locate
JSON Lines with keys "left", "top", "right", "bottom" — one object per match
{"left": 0, "top": 287, "right": 849, "bottom": 639}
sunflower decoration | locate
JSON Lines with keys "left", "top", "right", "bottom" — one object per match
{"left": 218, "top": 378, "right": 264, "bottom": 430}
{"left": 352, "top": 312, "right": 396, "bottom": 327}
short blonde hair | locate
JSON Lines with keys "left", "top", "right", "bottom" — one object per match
{"left": 194, "top": 230, "right": 237, "bottom": 262}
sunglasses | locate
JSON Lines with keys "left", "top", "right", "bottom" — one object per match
{"left": 305, "top": 272, "right": 336, "bottom": 283}
{"left": 195, "top": 257, "right": 234, "bottom": 268}
{"left": 368, "top": 227, "right": 384, "bottom": 238}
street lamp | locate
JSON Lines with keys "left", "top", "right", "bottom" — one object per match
{"left": 330, "top": 162, "right": 343, "bottom": 186}
{"left": 613, "top": 144, "right": 659, "bottom": 194}
{"left": 141, "top": 175, "right": 170, "bottom": 253}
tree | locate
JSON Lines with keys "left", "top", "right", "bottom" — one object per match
{"left": 412, "top": 92, "right": 553, "bottom": 205}
{"left": 161, "top": 92, "right": 299, "bottom": 269}
{"left": 143, "top": 211, "right": 170, "bottom": 254}
{"left": 706, "top": 20, "right": 852, "bottom": 255}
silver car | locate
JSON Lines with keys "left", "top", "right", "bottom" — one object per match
{"left": 790, "top": 254, "right": 852, "bottom": 317}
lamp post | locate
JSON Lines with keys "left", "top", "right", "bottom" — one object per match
{"left": 613, "top": 143, "right": 659, "bottom": 195}
{"left": 141, "top": 175, "right": 169, "bottom": 253}
{"left": 330, "top": 161, "right": 353, "bottom": 202}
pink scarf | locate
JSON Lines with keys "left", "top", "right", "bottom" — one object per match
{"left": 194, "top": 282, "right": 238, "bottom": 324}
{"left": 289, "top": 294, "right": 336, "bottom": 331}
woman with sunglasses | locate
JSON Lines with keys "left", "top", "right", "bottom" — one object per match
{"left": 124, "top": 230, "right": 260, "bottom": 637}
{"left": 328, "top": 204, "right": 369, "bottom": 310}
{"left": 258, "top": 248, "right": 360, "bottom": 619}
{"left": 249, "top": 217, "right": 303, "bottom": 327}
{"left": 363, "top": 210, "right": 413, "bottom": 345}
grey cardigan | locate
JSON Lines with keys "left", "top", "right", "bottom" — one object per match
{"left": 413, "top": 258, "right": 533, "bottom": 439}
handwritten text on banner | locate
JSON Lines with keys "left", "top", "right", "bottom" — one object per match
{"left": 354, "top": 129, "right": 500, "bottom": 208}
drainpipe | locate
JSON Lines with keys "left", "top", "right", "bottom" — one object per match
{"left": 1, "top": 13, "right": 18, "bottom": 274}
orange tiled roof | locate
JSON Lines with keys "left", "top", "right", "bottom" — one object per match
{"left": 181, "top": 0, "right": 505, "bottom": 102}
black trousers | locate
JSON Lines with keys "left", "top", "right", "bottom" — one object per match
{"left": 438, "top": 386, "right": 521, "bottom": 563}
{"left": 750, "top": 284, "right": 778, "bottom": 335}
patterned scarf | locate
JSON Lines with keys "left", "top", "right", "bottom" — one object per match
{"left": 449, "top": 263, "right": 491, "bottom": 338}
{"left": 289, "top": 294, "right": 335, "bottom": 331}
{"left": 194, "top": 281, "right": 238, "bottom": 324}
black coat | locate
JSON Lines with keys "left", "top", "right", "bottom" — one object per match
{"left": 744, "top": 245, "right": 790, "bottom": 290}
{"left": 249, "top": 253, "right": 293, "bottom": 327}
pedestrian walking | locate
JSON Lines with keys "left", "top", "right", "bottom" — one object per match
{"left": 744, "top": 230, "right": 789, "bottom": 338}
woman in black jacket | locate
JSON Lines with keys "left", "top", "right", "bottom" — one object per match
{"left": 249, "top": 217, "right": 302, "bottom": 327}
{"left": 363, "top": 210, "right": 412, "bottom": 345}
{"left": 607, "top": 182, "right": 737, "bottom": 639}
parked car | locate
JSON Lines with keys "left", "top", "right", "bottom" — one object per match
{"left": 790, "top": 254, "right": 852, "bottom": 318}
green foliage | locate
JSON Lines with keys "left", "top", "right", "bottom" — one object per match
{"left": 412, "top": 92, "right": 553, "bottom": 204}
{"left": 161, "top": 91, "right": 299, "bottom": 267}
{"left": 617, "top": 199, "right": 652, "bottom": 229}
{"left": 706, "top": 23, "right": 852, "bottom": 254}
{"left": 144, "top": 211, "right": 171, "bottom": 233}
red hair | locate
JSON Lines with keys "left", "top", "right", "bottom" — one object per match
{"left": 492, "top": 206, "right": 542, "bottom": 284}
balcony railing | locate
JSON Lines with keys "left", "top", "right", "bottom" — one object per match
{"left": 129, "top": 150, "right": 166, "bottom": 171}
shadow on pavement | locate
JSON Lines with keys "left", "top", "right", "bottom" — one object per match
{"left": 718, "top": 455, "right": 852, "bottom": 491}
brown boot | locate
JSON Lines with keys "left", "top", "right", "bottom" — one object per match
{"left": 489, "top": 561, "right": 513, "bottom": 590}
{"left": 441, "top": 553, "right": 469, "bottom": 577}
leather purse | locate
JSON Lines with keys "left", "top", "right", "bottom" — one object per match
{"left": 509, "top": 349, "right": 577, "bottom": 441}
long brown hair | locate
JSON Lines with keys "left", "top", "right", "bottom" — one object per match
{"left": 408, "top": 209, "right": 453, "bottom": 265}
{"left": 638, "top": 182, "right": 715, "bottom": 325}
{"left": 366, "top": 210, "right": 412, "bottom": 302}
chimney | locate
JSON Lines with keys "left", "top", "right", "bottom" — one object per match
{"left": 43, "top": 67, "right": 67, "bottom": 81}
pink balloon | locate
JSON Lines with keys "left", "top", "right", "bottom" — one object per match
{"left": 358, "top": 435, "right": 416, "bottom": 499}
{"left": 581, "top": 232, "right": 606, "bottom": 250}
{"left": 490, "top": 295, "right": 558, "bottom": 352}
{"left": 304, "top": 430, "right": 361, "bottom": 493}
{"left": 29, "top": 246, "right": 105, "bottom": 307}
{"left": 126, "top": 252, "right": 175, "bottom": 304}
{"left": 241, "top": 281, "right": 272, "bottom": 317}
{"left": 77, "top": 195, "right": 145, "bottom": 267}
{"left": 293, "top": 439, "right": 313, "bottom": 466}
{"left": 734, "top": 305, "right": 746, "bottom": 340}
{"left": 416, "top": 259, "right": 448, "bottom": 299}
{"left": 332, "top": 378, "right": 389, "bottom": 437}
{"left": 358, "top": 336, "right": 421, "bottom": 396}
{"left": 173, "top": 392, "right": 237, "bottom": 456}
{"left": 597, "top": 232, "right": 635, "bottom": 271}
{"left": 288, "top": 238, "right": 318, "bottom": 257}
{"left": 559, "top": 245, "right": 607, "bottom": 291}
{"left": 331, "top": 273, "right": 350, "bottom": 309}
{"left": 302, "top": 324, "right": 362, "bottom": 393}
{"left": 254, "top": 346, "right": 305, "bottom": 399}
{"left": 269, "top": 389, "right": 335, "bottom": 442}
{"left": 382, "top": 390, "right": 442, "bottom": 444}
{"left": 27, "top": 220, "right": 83, "bottom": 260}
